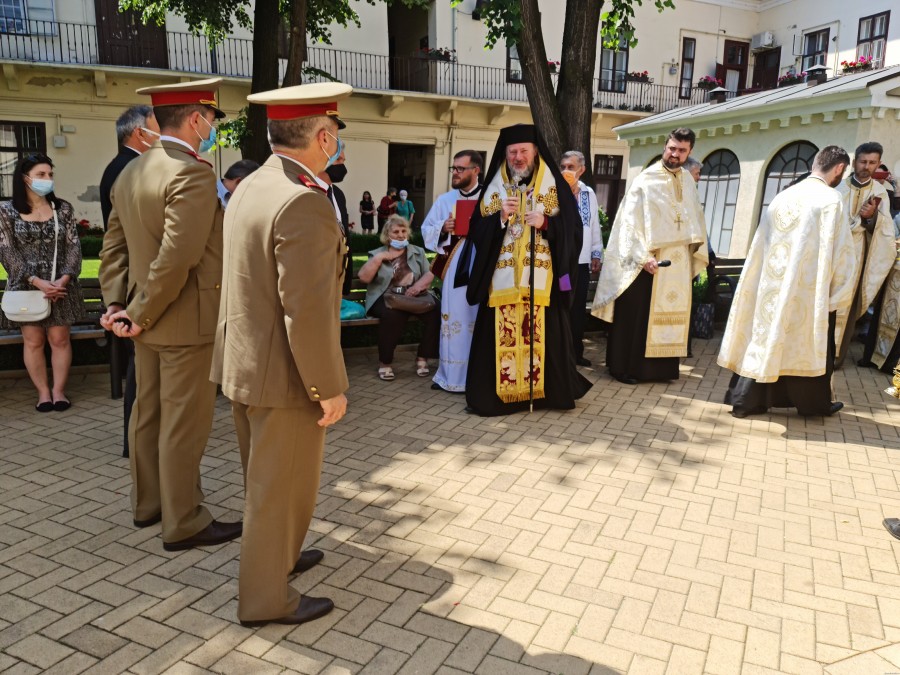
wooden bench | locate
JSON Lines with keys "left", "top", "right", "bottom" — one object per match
{"left": 708, "top": 258, "right": 746, "bottom": 321}
{"left": 341, "top": 277, "right": 379, "bottom": 328}
{"left": 0, "top": 278, "right": 123, "bottom": 398}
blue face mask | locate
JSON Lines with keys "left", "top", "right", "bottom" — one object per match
{"left": 196, "top": 116, "right": 217, "bottom": 154}
{"left": 389, "top": 239, "right": 409, "bottom": 250}
{"left": 322, "top": 131, "right": 344, "bottom": 169}
{"left": 28, "top": 178, "right": 54, "bottom": 197}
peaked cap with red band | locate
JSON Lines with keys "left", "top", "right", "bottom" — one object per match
{"left": 136, "top": 77, "right": 226, "bottom": 119}
{"left": 247, "top": 82, "right": 352, "bottom": 130}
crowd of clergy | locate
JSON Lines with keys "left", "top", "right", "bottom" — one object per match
{"left": 425, "top": 126, "right": 898, "bottom": 420}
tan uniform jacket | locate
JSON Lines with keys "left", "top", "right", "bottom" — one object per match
{"left": 211, "top": 154, "right": 349, "bottom": 407}
{"left": 99, "top": 140, "right": 223, "bottom": 345}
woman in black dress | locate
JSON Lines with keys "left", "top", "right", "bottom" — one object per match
{"left": 0, "top": 154, "right": 85, "bottom": 412}
{"left": 359, "top": 191, "right": 376, "bottom": 232}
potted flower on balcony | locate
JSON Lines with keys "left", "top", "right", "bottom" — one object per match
{"left": 547, "top": 60, "right": 560, "bottom": 73}
{"left": 697, "top": 75, "right": 723, "bottom": 90}
{"left": 626, "top": 70, "right": 652, "bottom": 83}
{"left": 841, "top": 56, "right": 874, "bottom": 74}
{"left": 777, "top": 71, "right": 806, "bottom": 86}
{"left": 420, "top": 47, "right": 457, "bottom": 63}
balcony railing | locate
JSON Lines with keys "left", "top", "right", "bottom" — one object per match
{"left": 1, "top": 19, "right": 710, "bottom": 113}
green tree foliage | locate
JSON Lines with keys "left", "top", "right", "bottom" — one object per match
{"left": 455, "top": 0, "right": 675, "bottom": 161}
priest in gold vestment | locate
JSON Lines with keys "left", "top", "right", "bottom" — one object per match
{"left": 834, "top": 142, "right": 895, "bottom": 367}
{"left": 592, "top": 128, "right": 708, "bottom": 384}
{"left": 718, "top": 146, "right": 857, "bottom": 418}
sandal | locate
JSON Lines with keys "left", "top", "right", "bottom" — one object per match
{"left": 378, "top": 366, "right": 395, "bottom": 381}
{"left": 416, "top": 358, "right": 430, "bottom": 377}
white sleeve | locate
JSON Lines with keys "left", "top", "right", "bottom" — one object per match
{"left": 587, "top": 188, "right": 604, "bottom": 260}
{"left": 421, "top": 196, "right": 450, "bottom": 253}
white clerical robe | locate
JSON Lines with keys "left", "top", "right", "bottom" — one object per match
{"left": 718, "top": 177, "right": 857, "bottom": 382}
{"left": 834, "top": 176, "right": 895, "bottom": 346}
{"left": 592, "top": 162, "right": 707, "bottom": 357}
{"left": 421, "top": 188, "right": 479, "bottom": 392}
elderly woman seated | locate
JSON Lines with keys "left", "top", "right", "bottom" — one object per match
{"left": 358, "top": 214, "right": 440, "bottom": 381}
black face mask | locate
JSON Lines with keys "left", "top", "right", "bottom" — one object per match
{"left": 325, "top": 164, "right": 348, "bottom": 183}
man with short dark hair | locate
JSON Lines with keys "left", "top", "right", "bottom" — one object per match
{"left": 719, "top": 146, "right": 857, "bottom": 417}
{"left": 219, "top": 159, "right": 260, "bottom": 206}
{"left": 421, "top": 149, "right": 484, "bottom": 392}
{"left": 99, "top": 105, "right": 160, "bottom": 459}
{"left": 593, "top": 128, "right": 708, "bottom": 384}
{"left": 99, "top": 78, "right": 241, "bottom": 552}
{"left": 834, "top": 141, "right": 894, "bottom": 367}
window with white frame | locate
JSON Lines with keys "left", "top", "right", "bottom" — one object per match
{"left": 801, "top": 28, "right": 830, "bottom": 72}
{"left": 599, "top": 36, "right": 628, "bottom": 93}
{"left": 857, "top": 11, "right": 889, "bottom": 68}
{"left": 0, "top": 0, "right": 27, "bottom": 34}
{"left": 507, "top": 43, "right": 523, "bottom": 83}
{"left": 0, "top": 121, "right": 48, "bottom": 199}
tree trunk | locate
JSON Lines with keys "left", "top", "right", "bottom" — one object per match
{"left": 557, "top": 0, "right": 602, "bottom": 163}
{"left": 518, "top": 0, "right": 564, "bottom": 161}
{"left": 282, "top": 0, "right": 307, "bottom": 87}
{"left": 242, "top": 0, "right": 280, "bottom": 161}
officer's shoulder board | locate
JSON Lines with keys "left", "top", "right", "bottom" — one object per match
{"left": 298, "top": 174, "right": 327, "bottom": 194}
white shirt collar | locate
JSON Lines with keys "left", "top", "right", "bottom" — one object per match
{"left": 159, "top": 135, "right": 196, "bottom": 153}
{"left": 274, "top": 154, "right": 330, "bottom": 190}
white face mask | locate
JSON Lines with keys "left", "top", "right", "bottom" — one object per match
{"left": 139, "top": 127, "right": 161, "bottom": 149}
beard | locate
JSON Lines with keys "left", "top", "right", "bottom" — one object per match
{"left": 663, "top": 155, "right": 684, "bottom": 170}
{"left": 509, "top": 161, "right": 535, "bottom": 185}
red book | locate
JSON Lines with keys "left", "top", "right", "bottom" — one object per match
{"left": 454, "top": 199, "right": 477, "bottom": 237}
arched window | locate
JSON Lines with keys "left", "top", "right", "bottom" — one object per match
{"left": 698, "top": 150, "right": 741, "bottom": 255}
{"left": 759, "top": 141, "right": 819, "bottom": 221}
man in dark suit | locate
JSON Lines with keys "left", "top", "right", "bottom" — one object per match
{"left": 319, "top": 150, "right": 353, "bottom": 295}
{"left": 99, "top": 105, "right": 160, "bottom": 458}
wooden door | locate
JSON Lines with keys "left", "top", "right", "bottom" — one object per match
{"left": 722, "top": 40, "right": 749, "bottom": 92}
{"left": 95, "top": 0, "right": 168, "bottom": 69}
{"left": 751, "top": 47, "right": 781, "bottom": 90}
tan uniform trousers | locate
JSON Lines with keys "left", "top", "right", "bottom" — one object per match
{"left": 232, "top": 401, "right": 325, "bottom": 622}
{"left": 130, "top": 341, "right": 216, "bottom": 543}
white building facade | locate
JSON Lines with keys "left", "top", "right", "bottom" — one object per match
{"left": 0, "top": 0, "right": 897, "bottom": 232}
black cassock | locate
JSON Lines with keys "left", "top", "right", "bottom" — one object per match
{"left": 464, "top": 204, "right": 592, "bottom": 417}
{"left": 605, "top": 270, "right": 680, "bottom": 382}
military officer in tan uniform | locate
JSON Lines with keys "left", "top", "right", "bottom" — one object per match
{"left": 100, "top": 78, "right": 242, "bottom": 552}
{"left": 211, "top": 83, "right": 351, "bottom": 627}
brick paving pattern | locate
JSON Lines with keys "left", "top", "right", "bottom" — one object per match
{"left": 1, "top": 336, "right": 900, "bottom": 674}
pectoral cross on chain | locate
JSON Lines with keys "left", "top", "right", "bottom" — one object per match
{"left": 674, "top": 211, "right": 684, "bottom": 230}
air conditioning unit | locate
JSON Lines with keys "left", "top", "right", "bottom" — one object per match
{"left": 751, "top": 31, "right": 775, "bottom": 51}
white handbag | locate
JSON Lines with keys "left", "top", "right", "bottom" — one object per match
{"left": 1, "top": 207, "right": 59, "bottom": 323}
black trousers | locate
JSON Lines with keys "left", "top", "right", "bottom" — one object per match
{"left": 368, "top": 295, "right": 440, "bottom": 365}
{"left": 569, "top": 263, "right": 590, "bottom": 360}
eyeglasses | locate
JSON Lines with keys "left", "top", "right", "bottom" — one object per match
{"left": 449, "top": 165, "right": 473, "bottom": 173}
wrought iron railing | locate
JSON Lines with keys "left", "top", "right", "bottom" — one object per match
{"left": 0, "top": 19, "right": 711, "bottom": 112}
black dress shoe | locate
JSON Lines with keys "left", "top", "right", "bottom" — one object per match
{"left": 162, "top": 520, "right": 243, "bottom": 551}
{"left": 291, "top": 549, "right": 324, "bottom": 575}
{"left": 731, "top": 407, "right": 768, "bottom": 419}
{"left": 35, "top": 401, "right": 53, "bottom": 413}
{"left": 827, "top": 401, "right": 844, "bottom": 416}
{"left": 612, "top": 374, "right": 638, "bottom": 385}
{"left": 799, "top": 402, "right": 844, "bottom": 417}
{"left": 134, "top": 513, "right": 162, "bottom": 528}
{"left": 857, "top": 358, "right": 874, "bottom": 368}
{"left": 53, "top": 398, "right": 71, "bottom": 412}
{"left": 576, "top": 357, "right": 592, "bottom": 367}
{"left": 240, "top": 595, "right": 335, "bottom": 627}
{"left": 883, "top": 518, "right": 900, "bottom": 541}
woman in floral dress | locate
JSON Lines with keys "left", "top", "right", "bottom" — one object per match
{"left": 0, "top": 154, "right": 85, "bottom": 411}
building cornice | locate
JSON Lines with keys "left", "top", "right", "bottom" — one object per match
{"left": 690, "top": 0, "right": 793, "bottom": 12}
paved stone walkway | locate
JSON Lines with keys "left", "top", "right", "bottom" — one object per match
{"left": 2, "top": 337, "right": 900, "bottom": 674}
